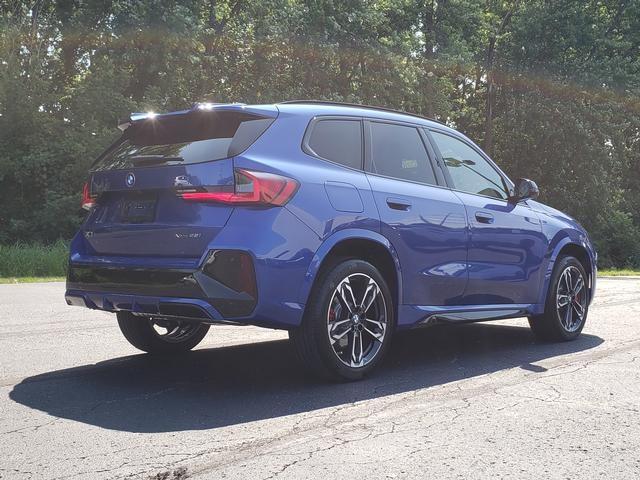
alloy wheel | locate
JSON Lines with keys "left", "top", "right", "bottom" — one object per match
{"left": 149, "top": 318, "right": 203, "bottom": 343}
{"left": 327, "top": 273, "right": 388, "bottom": 368}
{"left": 556, "top": 266, "right": 587, "bottom": 332}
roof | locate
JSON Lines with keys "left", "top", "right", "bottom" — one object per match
{"left": 277, "top": 100, "right": 451, "bottom": 130}
{"left": 118, "top": 100, "right": 456, "bottom": 135}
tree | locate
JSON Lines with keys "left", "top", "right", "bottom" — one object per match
{"left": 0, "top": 0, "right": 639, "bottom": 266}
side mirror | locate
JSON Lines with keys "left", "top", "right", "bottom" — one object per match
{"left": 512, "top": 178, "right": 539, "bottom": 202}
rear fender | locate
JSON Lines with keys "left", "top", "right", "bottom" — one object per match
{"left": 298, "top": 229, "right": 402, "bottom": 306}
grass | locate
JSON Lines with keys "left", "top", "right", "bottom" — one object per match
{"left": 0, "top": 240, "right": 68, "bottom": 279}
{"left": 0, "top": 276, "right": 66, "bottom": 284}
{"left": 598, "top": 269, "right": 640, "bottom": 277}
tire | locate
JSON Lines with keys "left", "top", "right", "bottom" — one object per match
{"left": 116, "top": 312, "right": 210, "bottom": 354}
{"left": 528, "top": 255, "right": 589, "bottom": 342}
{"left": 289, "top": 259, "right": 395, "bottom": 381}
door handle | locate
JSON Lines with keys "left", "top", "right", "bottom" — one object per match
{"left": 386, "top": 198, "right": 411, "bottom": 211}
{"left": 475, "top": 211, "right": 494, "bottom": 224}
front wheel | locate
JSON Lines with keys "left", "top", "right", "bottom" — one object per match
{"left": 290, "top": 259, "right": 395, "bottom": 381}
{"left": 529, "top": 255, "right": 589, "bottom": 341}
{"left": 117, "top": 312, "right": 210, "bottom": 354}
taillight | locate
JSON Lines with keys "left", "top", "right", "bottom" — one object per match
{"left": 81, "top": 182, "right": 96, "bottom": 210}
{"left": 178, "top": 169, "right": 299, "bottom": 206}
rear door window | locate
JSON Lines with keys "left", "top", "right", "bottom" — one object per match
{"left": 306, "top": 119, "right": 363, "bottom": 169}
{"left": 92, "top": 111, "right": 273, "bottom": 171}
{"left": 368, "top": 122, "right": 437, "bottom": 185}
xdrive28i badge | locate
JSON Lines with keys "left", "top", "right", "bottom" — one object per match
{"left": 125, "top": 172, "right": 135, "bottom": 187}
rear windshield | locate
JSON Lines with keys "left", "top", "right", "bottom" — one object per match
{"left": 92, "top": 111, "right": 274, "bottom": 171}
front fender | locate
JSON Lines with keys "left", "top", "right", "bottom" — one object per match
{"left": 298, "top": 228, "right": 402, "bottom": 306}
{"left": 538, "top": 233, "right": 596, "bottom": 306}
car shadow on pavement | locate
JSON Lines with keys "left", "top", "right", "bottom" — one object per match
{"left": 10, "top": 322, "right": 603, "bottom": 433}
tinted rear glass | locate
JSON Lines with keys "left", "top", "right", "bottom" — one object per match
{"left": 369, "top": 122, "right": 436, "bottom": 185}
{"left": 307, "top": 119, "right": 362, "bottom": 169}
{"left": 92, "top": 111, "right": 273, "bottom": 171}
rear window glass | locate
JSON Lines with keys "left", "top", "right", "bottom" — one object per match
{"left": 306, "top": 119, "right": 362, "bottom": 169}
{"left": 369, "top": 122, "right": 437, "bottom": 185}
{"left": 92, "top": 111, "right": 273, "bottom": 171}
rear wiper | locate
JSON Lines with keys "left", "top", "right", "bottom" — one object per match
{"left": 130, "top": 155, "right": 184, "bottom": 166}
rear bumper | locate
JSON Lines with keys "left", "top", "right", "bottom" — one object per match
{"left": 66, "top": 256, "right": 256, "bottom": 321}
{"left": 65, "top": 289, "right": 228, "bottom": 323}
{"left": 66, "top": 205, "right": 319, "bottom": 329}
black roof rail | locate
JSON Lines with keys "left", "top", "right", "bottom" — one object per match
{"left": 278, "top": 100, "right": 447, "bottom": 127}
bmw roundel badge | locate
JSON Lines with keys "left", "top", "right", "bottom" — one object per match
{"left": 125, "top": 172, "right": 136, "bottom": 187}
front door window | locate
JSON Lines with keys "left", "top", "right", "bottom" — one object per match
{"left": 430, "top": 131, "right": 509, "bottom": 200}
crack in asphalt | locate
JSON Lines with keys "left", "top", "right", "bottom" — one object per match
{"left": 153, "top": 338, "right": 640, "bottom": 479}
{"left": 3, "top": 280, "right": 640, "bottom": 479}
{"left": 4, "top": 337, "right": 637, "bottom": 480}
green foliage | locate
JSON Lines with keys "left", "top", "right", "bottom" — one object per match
{"left": 593, "top": 211, "right": 640, "bottom": 269}
{"left": 0, "top": 240, "right": 68, "bottom": 277}
{"left": 0, "top": 0, "right": 639, "bottom": 267}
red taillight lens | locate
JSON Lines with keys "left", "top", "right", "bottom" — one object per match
{"left": 178, "top": 169, "right": 299, "bottom": 206}
{"left": 81, "top": 182, "right": 96, "bottom": 210}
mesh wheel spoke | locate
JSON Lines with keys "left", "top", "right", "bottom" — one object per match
{"left": 364, "top": 317, "right": 384, "bottom": 329}
{"left": 351, "top": 330, "right": 364, "bottom": 366}
{"left": 564, "top": 304, "right": 573, "bottom": 329}
{"left": 572, "top": 300, "right": 584, "bottom": 319}
{"left": 564, "top": 269, "right": 574, "bottom": 291}
{"left": 329, "top": 324, "right": 353, "bottom": 345}
{"left": 557, "top": 294, "right": 570, "bottom": 308}
{"left": 573, "top": 276, "right": 584, "bottom": 295}
{"left": 337, "top": 279, "right": 357, "bottom": 314}
{"left": 363, "top": 326, "right": 384, "bottom": 343}
{"left": 149, "top": 319, "right": 199, "bottom": 343}
{"left": 360, "top": 279, "right": 380, "bottom": 315}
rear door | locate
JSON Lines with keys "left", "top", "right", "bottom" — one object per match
{"left": 428, "top": 129, "right": 547, "bottom": 305}
{"left": 84, "top": 107, "right": 276, "bottom": 258}
{"left": 364, "top": 120, "right": 468, "bottom": 306}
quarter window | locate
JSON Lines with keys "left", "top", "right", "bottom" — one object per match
{"left": 307, "top": 119, "right": 362, "bottom": 169}
{"left": 430, "top": 131, "right": 509, "bottom": 200}
{"left": 369, "top": 122, "right": 437, "bottom": 185}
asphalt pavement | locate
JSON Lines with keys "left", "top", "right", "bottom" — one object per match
{"left": 1, "top": 279, "right": 639, "bottom": 479}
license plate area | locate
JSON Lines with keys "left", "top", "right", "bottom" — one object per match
{"left": 120, "top": 193, "right": 157, "bottom": 223}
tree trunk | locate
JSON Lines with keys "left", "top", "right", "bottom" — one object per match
{"left": 421, "top": 0, "right": 437, "bottom": 117}
{"left": 422, "top": 0, "right": 435, "bottom": 60}
{"left": 484, "top": 36, "right": 496, "bottom": 154}
{"left": 483, "top": 1, "right": 519, "bottom": 155}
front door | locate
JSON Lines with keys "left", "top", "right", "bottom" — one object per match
{"left": 428, "top": 129, "right": 547, "bottom": 305}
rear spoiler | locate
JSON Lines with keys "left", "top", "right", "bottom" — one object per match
{"left": 117, "top": 103, "right": 278, "bottom": 131}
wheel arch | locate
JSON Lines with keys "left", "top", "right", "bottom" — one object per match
{"left": 541, "top": 237, "right": 595, "bottom": 305}
{"left": 298, "top": 229, "right": 402, "bottom": 318}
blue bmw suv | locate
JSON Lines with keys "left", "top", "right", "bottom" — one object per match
{"left": 66, "top": 101, "right": 596, "bottom": 380}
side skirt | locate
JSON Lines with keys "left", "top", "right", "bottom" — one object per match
{"left": 398, "top": 303, "right": 544, "bottom": 329}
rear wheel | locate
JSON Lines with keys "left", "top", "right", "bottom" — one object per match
{"left": 529, "top": 255, "right": 589, "bottom": 341}
{"left": 290, "top": 259, "right": 395, "bottom": 381}
{"left": 116, "top": 312, "right": 209, "bottom": 354}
